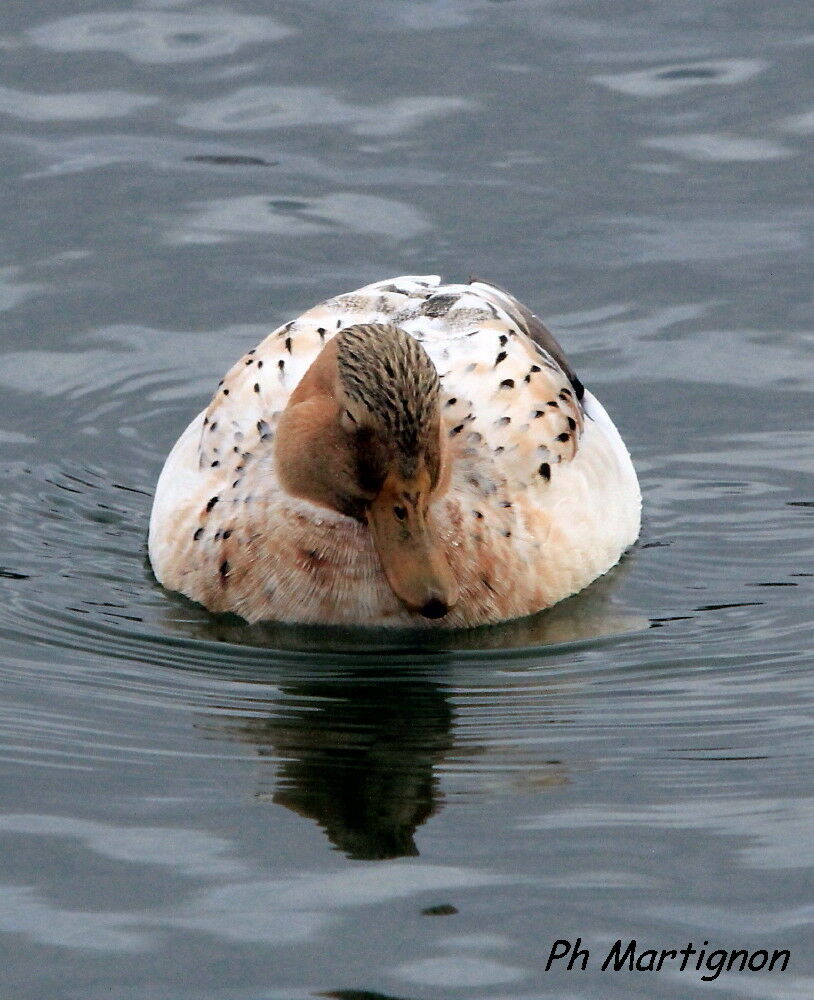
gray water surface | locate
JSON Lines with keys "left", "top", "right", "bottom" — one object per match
{"left": 1, "top": 1, "right": 813, "bottom": 997}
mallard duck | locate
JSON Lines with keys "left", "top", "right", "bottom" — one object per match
{"left": 148, "top": 276, "right": 640, "bottom": 627}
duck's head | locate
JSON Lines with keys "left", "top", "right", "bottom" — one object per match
{"left": 275, "top": 323, "right": 459, "bottom": 619}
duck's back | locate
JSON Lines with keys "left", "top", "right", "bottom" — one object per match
{"left": 149, "top": 276, "right": 641, "bottom": 626}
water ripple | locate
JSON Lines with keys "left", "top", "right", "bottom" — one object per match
{"left": 593, "top": 58, "right": 767, "bottom": 98}
{"left": 642, "top": 133, "right": 794, "bottom": 162}
{"left": 164, "top": 193, "right": 432, "bottom": 244}
{"left": 178, "top": 86, "right": 471, "bottom": 135}
{"left": 779, "top": 108, "right": 814, "bottom": 134}
{"left": 0, "top": 86, "right": 157, "bottom": 123}
{"left": 521, "top": 797, "right": 814, "bottom": 870}
{"left": 0, "top": 266, "right": 43, "bottom": 311}
{"left": 27, "top": 10, "right": 294, "bottom": 64}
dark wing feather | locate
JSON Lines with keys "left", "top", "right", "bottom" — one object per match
{"left": 468, "top": 278, "right": 584, "bottom": 400}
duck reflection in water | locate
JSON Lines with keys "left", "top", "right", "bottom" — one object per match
{"left": 231, "top": 669, "right": 453, "bottom": 860}
{"left": 166, "top": 567, "right": 645, "bottom": 859}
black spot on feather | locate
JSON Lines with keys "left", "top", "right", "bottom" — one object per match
{"left": 205, "top": 496, "right": 219, "bottom": 512}
{"left": 539, "top": 462, "right": 551, "bottom": 480}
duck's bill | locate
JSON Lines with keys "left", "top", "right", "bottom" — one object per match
{"left": 367, "top": 481, "right": 459, "bottom": 620}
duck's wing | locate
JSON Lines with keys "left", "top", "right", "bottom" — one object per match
{"left": 468, "top": 278, "right": 584, "bottom": 401}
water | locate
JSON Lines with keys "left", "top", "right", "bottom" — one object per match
{"left": 1, "top": 0, "right": 813, "bottom": 996}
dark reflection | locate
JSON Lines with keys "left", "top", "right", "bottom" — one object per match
{"left": 223, "top": 668, "right": 454, "bottom": 860}
{"left": 421, "top": 903, "right": 458, "bottom": 915}
{"left": 0, "top": 568, "right": 29, "bottom": 580}
{"left": 657, "top": 67, "right": 720, "bottom": 80}
{"left": 184, "top": 154, "right": 278, "bottom": 167}
{"left": 320, "top": 991, "right": 419, "bottom": 1000}
{"left": 150, "top": 560, "right": 643, "bottom": 862}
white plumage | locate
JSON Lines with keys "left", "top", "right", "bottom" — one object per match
{"left": 149, "top": 275, "right": 641, "bottom": 626}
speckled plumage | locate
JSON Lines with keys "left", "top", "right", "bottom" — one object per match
{"left": 149, "top": 275, "right": 641, "bottom": 626}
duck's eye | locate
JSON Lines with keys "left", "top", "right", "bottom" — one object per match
{"left": 393, "top": 505, "right": 407, "bottom": 521}
{"left": 340, "top": 408, "right": 360, "bottom": 434}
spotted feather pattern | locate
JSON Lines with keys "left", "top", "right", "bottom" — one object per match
{"left": 198, "top": 276, "right": 583, "bottom": 493}
{"left": 150, "top": 275, "right": 641, "bottom": 627}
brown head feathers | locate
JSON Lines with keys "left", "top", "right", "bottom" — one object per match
{"left": 336, "top": 324, "right": 440, "bottom": 478}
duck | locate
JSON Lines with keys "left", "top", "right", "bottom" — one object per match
{"left": 148, "top": 275, "right": 641, "bottom": 627}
